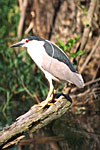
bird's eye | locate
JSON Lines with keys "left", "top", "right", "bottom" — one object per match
{"left": 26, "top": 40, "right": 29, "bottom": 43}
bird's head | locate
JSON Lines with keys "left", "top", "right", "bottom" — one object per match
{"left": 10, "top": 36, "right": 44, "bottom": 48}
{"left": 10, "top": 37, "right": 33, "bottom": 48}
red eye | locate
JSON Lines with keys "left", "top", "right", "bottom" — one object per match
{"left": 26, "top": 40, "right": 29, "bottom": 43}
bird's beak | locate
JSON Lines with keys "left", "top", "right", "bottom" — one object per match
{"left": 10, "top": 41, "right": 24, "bottom": 48}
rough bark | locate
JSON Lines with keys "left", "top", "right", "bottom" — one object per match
{"left": 0, "top": 97, "right": 71, "bottom": 149}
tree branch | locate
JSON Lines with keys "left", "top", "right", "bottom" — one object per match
{"left": 80, "top": 0, "right": 97, "bottom": 50}
{"left": 17, "top": 0, "right": 28, "bottom": 39}
{"left": 80, "top": 35, "right": 100, "bottom": 73}
{"left": 0, "top": 97, "right": 71, "bottom": 149}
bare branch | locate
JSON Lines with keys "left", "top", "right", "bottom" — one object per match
{"left": 22, "top": 82, "right": 40, "bottom": 103}
{"left": 80, "top": 35, "right": 100, "bottom": 73}
{"left": 17, "top": 0, "right": 28, "bottom": 39}
{"left": 0, "top": 98, "right": 71, "bottom": 149}
{"left": 25, "top": 22, "right": 34, "bottom": 35}
{"left": 80, "top": 0, "right": 97, "bottom": 50}
{"left": 18, "top": 0, "right": 23, "bottom": 11}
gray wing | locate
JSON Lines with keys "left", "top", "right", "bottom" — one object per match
{"left": 41, "top": 50, "right": 84, "bottom": 88}
{"left": 43, "top": 41, "right": 77, "bottom": 73}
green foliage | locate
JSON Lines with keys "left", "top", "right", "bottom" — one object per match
{"left": 70, "top": 50, "right": 86, "bottom": 58}
{"left": 0, "top": 0, "right": 19, "bottom": 125}
{"left": 57, "top": 36, "right": 86, "bottom": 58}
{"left": 0, "top": 0, "right": 48, "bottom": 127}
{"left": 0, "top": 43, "right": 47, "bottom": 125}
{"left": 0, "top": 0, "right": 19, "bottom": 38}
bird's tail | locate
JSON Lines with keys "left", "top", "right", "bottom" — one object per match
{"left": 71, "top": 72, "right": 85, "bottom": 88}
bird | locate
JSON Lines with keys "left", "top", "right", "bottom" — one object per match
{"left": 10, "top": 36, "right": 84, "bottom": 109}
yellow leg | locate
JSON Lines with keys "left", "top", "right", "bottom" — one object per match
{"left": 32, "top": 75, "right": 57, "bottom": 111}
{"left": 37, "top": 85, "right": 54, "bottom": 111}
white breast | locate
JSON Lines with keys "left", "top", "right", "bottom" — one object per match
{"left": 27, "top": 40, "right": 45, "bottom": 69}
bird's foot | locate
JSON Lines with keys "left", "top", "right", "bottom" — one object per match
{"left": 37, "top": 101, "right": 54, "bottom": 111}
{"left": 32, "top": 96, "right": 54, "bottom": 111}
{"left": 31, "top": 93, "right": 72, "bottom": 111}
{"left": 53, "top": 93, "right": 72, "bottom": 103}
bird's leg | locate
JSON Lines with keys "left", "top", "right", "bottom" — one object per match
{"left": 32, "top": 81, "right": 59, "bottom": 111}
{"left": 51, "top": 82, "right": 59, "bottom": 101}
{"left": 45, "top": 84, "right": 54, "bottom": 103}
{"left": 34, "top": 77, "right": 56, "bottom": 111}
{"left": 37, "top": 80, "right": 54, "bottom": 110}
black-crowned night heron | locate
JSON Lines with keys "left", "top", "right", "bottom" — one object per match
{"left": 10, "top": 36, "right": 84, "bottom": 109}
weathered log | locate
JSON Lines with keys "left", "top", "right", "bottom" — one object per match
{"left": 0, "top": 96, "right": 71, "bottom": 149}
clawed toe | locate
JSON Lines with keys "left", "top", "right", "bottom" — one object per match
{"left": 31, "top": 92, "right": 72, "bottom": 111}
{"left": 31, "top": 96, "right": 54, "bottom": 111}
